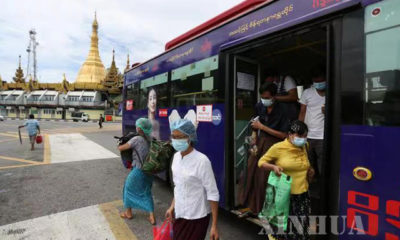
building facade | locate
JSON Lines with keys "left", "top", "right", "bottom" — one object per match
{"left": 0, "top": 14, "right": 129, "bottom": 121}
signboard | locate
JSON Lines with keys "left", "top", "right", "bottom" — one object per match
{"left": 237, "top": 72, "right": 255, "bottom": 91}
{"left": 68, "top": 108, "right": 75, "bottom": 112}
{"left": 6, "top": 106, "right": 12, "bottom": 110}
{"left": 19, "top": 106, "right": 25, "bottom": 110}
{"left": 56, "top": 108, "right": 63, "bottom": 111}
{"left": 196, "top": 105, "right": 213, "bottom": 122}
{"left": 158, "top": 109, "right": 168, "bottom": 117}
{"left": 126, "top": 100, "right": 133, "bottom": 111}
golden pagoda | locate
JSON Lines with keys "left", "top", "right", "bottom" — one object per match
{"left": 75, "top": 12, "right": 106, "bottom": 83}
{"left": 13, "top": 55, "right": 25, "bottom": 84}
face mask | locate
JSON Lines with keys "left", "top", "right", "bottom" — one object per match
{"left": 261, "top": 98, "right": 273, "bottom": 107}
{"left": 293, "top": 137, "right": 307, "bottom": 147}
{"left": 171, "top": 138, "right": 190, "bottom": 152}
{"left": 313, "top": 81, "right": 326, "bottom": 90}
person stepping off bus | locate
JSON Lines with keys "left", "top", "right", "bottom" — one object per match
{"left": 298, "top": 67, "right": 326, "bottom": 203}
{"left": 118, "top": 118, "right": 156, "bottom": 225}
{"left": 165, "top": 119, "right": 220, "bottom": 240}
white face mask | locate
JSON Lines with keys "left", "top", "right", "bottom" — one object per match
{"left": 261, "top": 98, "right": 273, "bottom": 107}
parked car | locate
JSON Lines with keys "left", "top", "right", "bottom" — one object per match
{"left": 0, "top": 115, "right": 4, "bottom": 121}
{"left": 71, "top": 112, "right": 89, "bottom": 122}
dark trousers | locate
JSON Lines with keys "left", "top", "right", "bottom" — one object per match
{"left": 307, "top": 139, "right": 324, "bottom": 176}
{"left": 173, "top": 215, "right": 210, "bottom": 240}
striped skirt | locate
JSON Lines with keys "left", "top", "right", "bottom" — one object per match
{"left": 123, "top": 167, "right": 154, "bottom": 212}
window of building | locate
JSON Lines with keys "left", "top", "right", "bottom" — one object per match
{"left": 82, "top": 96, "right": 94, "bottom": 102}
{"left": 43, "top": 95, "right": 55, "bottom": 101}
{"left": 31, "top": 95, "right": 40, "bottom": 101}
{"left": 43, "top": 109, "right": 55, "bottom": 115}
{"left": 67, "top": 96, "right": 80, "bottom": 102}
{"left": 170, "top": 55, "right": 223, "bottom": 107}
{"left": 138, "top": 72, "right": 169, "bottom": 110}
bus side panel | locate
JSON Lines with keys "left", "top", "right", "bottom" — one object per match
{"left": 339, "top": 125, "right": 400, "bottom": 239}
{"left": 123, "top": 104, "right": 226, "bottom": 207}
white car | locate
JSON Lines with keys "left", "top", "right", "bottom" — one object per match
{"left": 0, "top": 115, "right": 4, "bottom": 121}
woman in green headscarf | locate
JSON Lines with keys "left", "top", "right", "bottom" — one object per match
{"left": 118, "top": 118, "right": 156, "bottom": 225}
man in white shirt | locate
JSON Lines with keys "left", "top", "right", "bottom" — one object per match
{"left": 166, "top": 119, "right": 219, "bottom": 240}
{"left": 265, "top": 71, "right": 299, "bottom": 120}
{"left": 299, "top": 69, "right": 326, "bottom": 182}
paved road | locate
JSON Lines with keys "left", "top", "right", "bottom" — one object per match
{"left": 0, "top": 120, "right": 266, "bottom": 240}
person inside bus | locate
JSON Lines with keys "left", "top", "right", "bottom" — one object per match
{"left": 265, "top": 70, "right": 299, "bottom": 121}
{"left": 258, "top": 120, "right": 314, "bottom": 240}
{"left": 118, "top": 118, "right": 156, "bottom": 225}
{"left": 147, "top": 88, "right": 160, "bottom": 139}
{"left": 299, "top": 68, "right": 326, "bottom": 202}
{"left": 238, "top": 83, "right": 290, "bottom": 216}
{"left": 166, "top": 119, "right": 220, "bottom": 240}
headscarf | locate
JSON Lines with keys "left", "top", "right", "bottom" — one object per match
{"left": 170, "top": 119, "right": 198, "bottom": 144}
{"left": 136, "top": 118, "right": 153, "bottom": 136}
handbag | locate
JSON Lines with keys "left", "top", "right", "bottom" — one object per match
{"left": 36, "top": 135, "right": 43, "bottom": 144}
{"left": 259, "top": 171, "right": 292, "bottom": 231}
{"left": 153, "top": 220, "right": 173, "bottom": 240}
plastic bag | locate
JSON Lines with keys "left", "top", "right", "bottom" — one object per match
{"left": 259, "top": 171, "right": 292, "bottom": 231}
{"left": 36, "top": 135, "right": 43, "bottom": 144}
{"left": 153, "top": 220, "right": 173, "bottom": 240}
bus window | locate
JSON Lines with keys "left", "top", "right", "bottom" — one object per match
{"left": 365, "top": 1, "right": 400, "bottom": 126}
{"left": 125, "top": 82, "right": 140, "bottom": 110}
{"left": 139, "top": 72, "right": 169, "bottom": 110}
{"left": 171, "top": 55, "right": 223, "bottom": 107}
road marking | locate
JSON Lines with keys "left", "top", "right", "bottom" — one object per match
{"left": 0, "top": 201, "right": 137, "bottom": 240}
{"left": 99, "top": 201, "right": 138, "bottom": 240}
{"left": 0, "top": 133, "right": 27, "bottom": 139}
{"left": 0, "top": 155, "right": 42, "bottom": 165}
{"left": 43, "top": 134, "right": 51, "bottom": 164}
{"left": 0, "top": 205, "right": 117, "bottom": 240}
{"left": 49, "top": 133, "right": 118, "bottom": 163}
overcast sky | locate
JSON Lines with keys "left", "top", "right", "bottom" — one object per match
{"left": 0, "top": 0, "right": 243, "bottom": 83}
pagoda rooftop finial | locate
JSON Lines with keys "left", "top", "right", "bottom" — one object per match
{"left": 125, "top": 53, "right": 130, "bottom": 72}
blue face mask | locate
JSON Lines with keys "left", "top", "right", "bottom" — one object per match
{"left": 171, "top": 138, "right": 190, "bottom": 152}
{"left": 293, "top": 137, "right": 307, "bottom": 147}
{"left": 313, "top": 81, "right": 326, "bottom": 90}
{"left": 261, "top": 98, "right": 273, "bottom": 107}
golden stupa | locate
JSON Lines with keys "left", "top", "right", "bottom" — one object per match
{"left": 75, "top": 12, "right": 106, "bottom": 83}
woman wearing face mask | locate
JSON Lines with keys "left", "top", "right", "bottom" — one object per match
{"left": 258, "top": 120, "right": 314, "bottom": 240}
{"left": 118, "top": 118, "right": 156, "bottom": 225}
{"left": 238, "top": 83, "right": 290, "bottom": 216}
{"left": 165, "top": 119, "right": 220, "bottom": 240}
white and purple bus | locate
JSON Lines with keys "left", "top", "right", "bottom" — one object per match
{"left": 123, "top": 0, "right": 400, "bottom": 238}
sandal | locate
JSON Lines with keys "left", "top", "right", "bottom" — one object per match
{"left": 148, "top": 216, "right": 157, "bottom": 225}
{"left": 120, "top": 212, "right": 133, "bottom": 219}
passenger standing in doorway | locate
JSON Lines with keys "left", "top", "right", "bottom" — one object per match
{"left": 99, "top": 114, "right": 104, "bottom": 129}
{"left": 238, "top": 83, "right": 290, "bottom": 215}
{"left": 258, "top": 120, "right": 314, "bottom": 240}
{"left": 18, "top": 114, "right": 40, "bottom": 151}
{"left": 265, "top": 71, "right": 299, "bottom": 121}
{"left": 299, "top": 68, "right": 326, "bottom": 200}
{"left": 166, "top": 119, "right": 220, "bottom": 240}
{"left": 118, "top": 118, "right": 156, "bottom": 225}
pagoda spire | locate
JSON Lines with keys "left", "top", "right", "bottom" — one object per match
{"left": 125, "top": 53, "right": 130, "bottom": 72}
{"left": 75, "top": 12, "right": 106, "bottom": 83}
{"left": 13, "top": 55, "right": 25, "bottom": 83}
{"left": 103, "top": 49, "right": 120, "bottom": 89}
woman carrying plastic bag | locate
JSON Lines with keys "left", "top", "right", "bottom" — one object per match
{"left": 258, "top": 120, "right": 314, "bottom": 240}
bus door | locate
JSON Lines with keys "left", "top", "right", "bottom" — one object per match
{"left": 339, "top": 1, "right": 400, "bottom": 239}
{"left": 233, "top": 56, "right": 260, "bottom": 206}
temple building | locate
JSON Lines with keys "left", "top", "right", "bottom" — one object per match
{"left": 0, "top": 13, "right": 128, "bottom": 121}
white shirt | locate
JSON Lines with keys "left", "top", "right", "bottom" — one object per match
{"left": 171, "top": 149, "right": 220, "bottom": 220}
{"left": 274, "top": 76, "right": 297, "bottom": 94}
{"left": 299, "top": 87, "right": 326, "bottom": 139}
